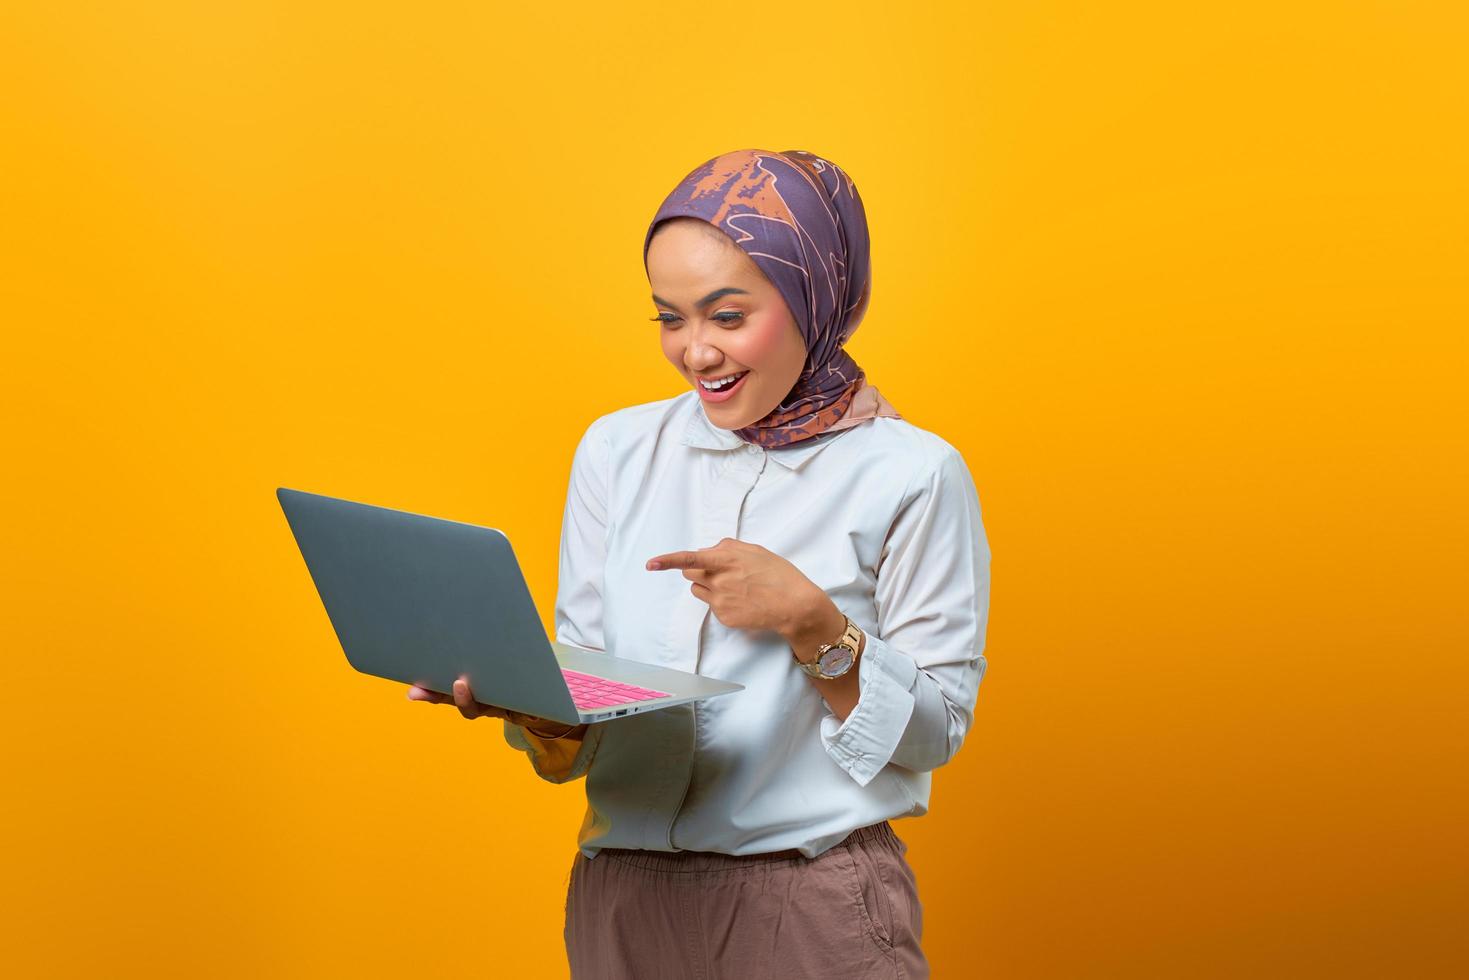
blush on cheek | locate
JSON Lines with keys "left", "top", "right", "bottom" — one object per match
{"left": 738, "top": 313, "right": 796, "bottom": 370}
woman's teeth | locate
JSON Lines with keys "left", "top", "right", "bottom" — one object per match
{"left": 700, "top": 372, "right": 747, "bottom": 391}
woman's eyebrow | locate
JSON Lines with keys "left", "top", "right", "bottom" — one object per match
{"left": 651, "top": 287, "right": 750, "bottom": 311}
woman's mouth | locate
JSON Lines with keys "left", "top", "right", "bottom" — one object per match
{"left": 696, "top": 370, "right": 749, "bottom": 403}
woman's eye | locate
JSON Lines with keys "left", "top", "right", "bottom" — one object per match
{"left": 648, "top": 312, "right": 745, "bottom": 326}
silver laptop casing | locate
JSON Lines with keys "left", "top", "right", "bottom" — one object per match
{"left": 277, "top": 487, "right": 743, "bottom": 726}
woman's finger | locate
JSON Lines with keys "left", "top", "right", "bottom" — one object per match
{"left": 452, "top": 677, "right": 481, "bottom": 719}
{"left": 410, "top": 678, "right": 513, "bottom": 720}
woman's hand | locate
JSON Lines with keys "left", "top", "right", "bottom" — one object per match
{"left": 645, "top": 537, "right": 834, "bottom": 639}
{"left": 407, "top": 674, "right": 581, "bottom": 737}
{"left": 647, "top": 538, "right": 861, "bottom": 718}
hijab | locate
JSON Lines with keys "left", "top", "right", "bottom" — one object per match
{"left": 642, "top": 148, "right": 901, "bottom": 449}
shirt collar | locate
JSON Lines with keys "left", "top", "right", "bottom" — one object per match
{"left": 678, "top": 392, "right": 851, "bottom": 472}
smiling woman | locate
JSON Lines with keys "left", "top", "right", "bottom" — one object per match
{"left": 642, "top": 149, "right": 901, "bottom": 447}
{"left": 412, "top": 148, "right": 991, "bottom": 980}
{"left": 646, "top": 216, "right": 810, "bottom": 424}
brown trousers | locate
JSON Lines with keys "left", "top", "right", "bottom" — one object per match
{"left": 563, "top": 821, "right": 928, "bottom": 979}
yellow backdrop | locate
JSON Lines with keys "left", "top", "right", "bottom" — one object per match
{"left": 3, "top": 2, "right": 1464, "bottom": 977}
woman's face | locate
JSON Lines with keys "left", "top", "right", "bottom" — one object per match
{"left": 646, "top": 218, "right": 807, "bottom": 430}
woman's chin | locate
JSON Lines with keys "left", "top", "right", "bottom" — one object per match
{"left": 705, "top": 402, "right": 765, "bottom": 430}
{"left": 708, "top": 412, "right": 756, "bottom": 430}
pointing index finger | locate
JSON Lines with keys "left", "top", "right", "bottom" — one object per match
{"left": 647, "top": 549, "right": 720, "bottom": 571}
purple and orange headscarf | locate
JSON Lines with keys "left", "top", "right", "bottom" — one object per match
{"left": 643, "top": 148, "right": 900, "bottom": 449}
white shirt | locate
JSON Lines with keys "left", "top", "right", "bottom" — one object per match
{"left": 503, "top": 389, "right": 991, "bottom": 859}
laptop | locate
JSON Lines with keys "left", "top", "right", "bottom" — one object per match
{"left": 276, "top": 487, "right": 744, "bottom": 726}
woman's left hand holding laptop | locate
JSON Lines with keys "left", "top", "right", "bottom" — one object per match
{"left": 408, "top": 675, "right": 587, "bottom": 740}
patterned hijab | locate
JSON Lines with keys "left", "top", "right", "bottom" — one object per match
{"left": 642, "top": 148, "right": 901, "bottom": 448}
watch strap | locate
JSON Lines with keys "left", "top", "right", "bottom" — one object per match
{"left": 794, "top": 614, "right": 864, "bottom": 678}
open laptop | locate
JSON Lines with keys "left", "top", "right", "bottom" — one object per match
{"left": 276, "top": 487, "right": 743, "bottom": 726}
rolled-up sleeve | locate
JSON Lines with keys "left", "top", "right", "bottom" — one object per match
{"left": 502, "top": 416, "right": 611, "bottom": 783}
{"left": 819, "top": 444, "right": 991, "bottom": 786}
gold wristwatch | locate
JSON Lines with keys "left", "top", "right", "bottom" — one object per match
{"left": 794, "top": 614, "right": 864, "bottom": 680}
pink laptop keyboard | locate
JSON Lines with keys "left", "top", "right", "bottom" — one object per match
{"left": 562, "top": 668, "right": 670, "bottom": 710}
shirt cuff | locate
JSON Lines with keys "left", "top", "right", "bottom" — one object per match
{"left": 503, "top": 719, "right": 602, "bottom": 784}
{"left": 818, "top": 632, "right": 918, "bottom": 787}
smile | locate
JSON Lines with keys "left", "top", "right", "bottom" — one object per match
{"left": 696, "top": 370, "right": 750, "bottom": 403}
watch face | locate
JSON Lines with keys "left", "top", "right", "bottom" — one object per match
{"left": 818, "top": 644, "right": 855, "bottom": 677}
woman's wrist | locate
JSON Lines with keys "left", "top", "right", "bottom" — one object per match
{"left": 779, "top": 588, "right": 864, "bottom": 720}
{"left": 523, "top": 720, "right": 585, "bottom": 740}
{"left": 782, "top": 589, "right": 847, "bottom": 663}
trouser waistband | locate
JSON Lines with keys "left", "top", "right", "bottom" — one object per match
{"left": 593, "top": 820, "right": 900, "bottom": 872}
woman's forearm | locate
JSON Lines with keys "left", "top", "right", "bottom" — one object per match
{"left": 781, "top": 590, "right": 864, "bottom": 721}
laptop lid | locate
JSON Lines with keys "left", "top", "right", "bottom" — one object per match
{"left": 276, "top": 487, "right": 580, "bottom": 723}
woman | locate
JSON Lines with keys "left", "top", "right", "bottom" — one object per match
{"left": 409, "top": 148, "right": 991, "bottom": 979}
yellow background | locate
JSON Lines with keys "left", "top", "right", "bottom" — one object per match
{"left": 3, "top": 2, "right": 1465, "bottom": 977}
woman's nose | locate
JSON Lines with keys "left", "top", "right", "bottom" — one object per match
{"left": 683, "top": 322, "right": 724, "bottom": 369}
